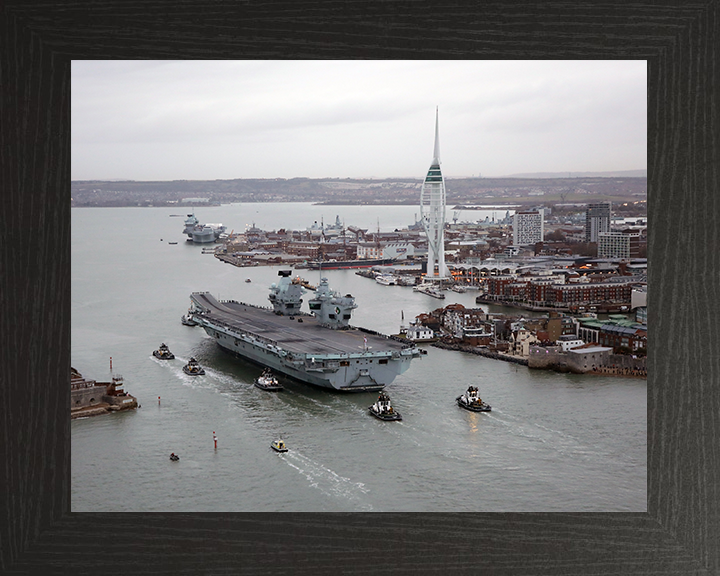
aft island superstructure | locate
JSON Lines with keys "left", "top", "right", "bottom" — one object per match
{"left": 188, "top": 271, "right": 423, "bottom": 391}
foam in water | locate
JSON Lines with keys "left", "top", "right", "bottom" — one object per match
{"left": 280, "top": 450, "right": 373, "bottom": 511}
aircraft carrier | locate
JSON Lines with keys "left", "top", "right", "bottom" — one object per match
{"left": 188, "top": 271, "right": 423, "bottom": 391}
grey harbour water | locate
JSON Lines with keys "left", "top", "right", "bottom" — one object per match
{"left": 71, "top": 204, "right": 646, "bottom": 512}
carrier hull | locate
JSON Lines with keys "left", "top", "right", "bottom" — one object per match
{"left": 189, "top": 292, "right": 421, "bottom": 392}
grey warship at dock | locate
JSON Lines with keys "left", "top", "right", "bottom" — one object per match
{"left": 188, "top": 270, "right": 423, "bottom": 391}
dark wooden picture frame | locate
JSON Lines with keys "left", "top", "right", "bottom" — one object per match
{"left": 1, "top": 2, "right": 717, "bottom": 574}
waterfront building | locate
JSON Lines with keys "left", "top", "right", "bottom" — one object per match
{"left": 543, "top": 282, "right": 633, "bottom": 307}
{"left": 440, "top": 304, "right": 488, "bottom": 338}
{"left": 635, "top": 306, "right": 647, "bottom": 324}
{"left": 282, "top": 241, "right": 320, "bottom": 259}
{"left": 585, "top": 202, "right": 611, "bottom": 242}
{"left": 512, "top": 210, "right": 544, "bottom": 246}
{"left": 557, "top": 334, "right": 585, "bottom": 351}
{"left": 577, "top": 317, "right": 647, "bottom": 353}
{"left": 420, "top": 108, "right": 449, "bottom": 279}
{"left": 598, "top": 325, "right": 647, "bottom": 352}
{"left": 71, "top": 367, "right": 137, "bottom": 418}
{"left": 461, "top": 326, "right": 493, "bottom": 346}
{"left": 631, "top": 285, "right": 647, "bottom": 325}
{"left": 404, "top": 324, "right": 435, "bottom": 341}
{"left": 356, "top": 241, "right": 415, "bottom": 260}
{"left": 567, "top": 345, "right": 614, "bottom": 371}
{"left": 509, "top": 328, "right": 539, "bottom": 356}
{"left": 597, "top": 230, "right": 641, "bottom": 259}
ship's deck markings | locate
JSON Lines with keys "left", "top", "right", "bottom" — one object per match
{"left": 192, "top": 292, "right": 408, "bottom": 357}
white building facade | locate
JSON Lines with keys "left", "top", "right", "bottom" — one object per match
{"left": 597, "top": 231, "right": 630, "bottom": 258}
{"left": 356, "top": 242, "right": 415, "bottom": 260}
{"left": 512, "top": 211, "right": 544, "bottom": 246}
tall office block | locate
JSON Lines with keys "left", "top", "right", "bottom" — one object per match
{"left": 512, "top": 210, "right": 544, "bottom": 246}
{"left": 585, "top": 202, "right": 611, "bottom": 242}
{"left": 420, "top": 108, "right": 449, "bottom": 279}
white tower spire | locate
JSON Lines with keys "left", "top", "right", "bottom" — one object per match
{"left": 432, "top": 106, "right": 441, "bottom": 165}
{"left": 420, "top": 107, "right": 448, "bottom": 280}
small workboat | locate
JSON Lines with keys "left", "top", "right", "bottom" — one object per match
{"left": 271, "top": 439, "right": 288, "bottom": 452}
{"left": 153, "top": 343, "right": 175, "bottom": 360}
{"left": 182, "top": 357, "right": 205, "bottom": 376}
{"left": 456, "top": 386, "right": 491, "bottom": 412}
{"left": 168, "top": 241, "right": 178, "bottom": 245}
{"left": 254, "top": 369, "right": 283, "bottom": 391}
{"left": 245, "top": 278, "right": 252, "bottom": 283}
{"left": 369, "top": 391, "right": 402, "bottom": 421}
{"left": 169, "top": 453, "right": 179, "bottom": 461}
{"left": 181, "top": 311, "right": 197, "bottom": 326}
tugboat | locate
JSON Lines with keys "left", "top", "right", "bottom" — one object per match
{"left": 271, "top": 439, "right": 288, "bottom": 453}
{"left": 369, "top": 392, "right": 402, "bottom": 421}
{"left": 182, "top": 357, "right": 206, "bottom": 376}
{"left": 456, "top": 386, "right": 491, "bottom": 412}
{"left": 153, "top": 343, "right": 175, "bottom": 360}
{"left": 169, "top": 452, "right": 180, "bottom": 461}
{"left": 181, "top": 310, "right": 197, "bottom": 326}
{"left": 254, "top": 369, "right": 283, "bottom": 391}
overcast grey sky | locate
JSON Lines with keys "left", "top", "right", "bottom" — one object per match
{"left": 71, "top": 60, "right": 646, "bottom": 181}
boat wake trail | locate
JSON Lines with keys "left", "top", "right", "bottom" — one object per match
{"left": 489, "top": 411, "right": 609, "bottom": 460}
{"left": 151, "top": 356, "right": 215, "bottom": 390}
{"left": 281, "top": 450, "right": 373, "bottom": 511}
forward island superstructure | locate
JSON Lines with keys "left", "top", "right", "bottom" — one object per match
{"left": 188, "top": 271, "right": 422, "bottom": 391}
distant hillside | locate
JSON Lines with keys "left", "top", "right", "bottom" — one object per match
{"left": 71, "top": 175, "right": 646, "bottom": 207}
{"left": 501, "top": 169, "right": 647, "bottom": 178}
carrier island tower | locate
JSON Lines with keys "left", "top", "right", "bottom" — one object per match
{"left": 420, "top": 107, "right": 449, "bottom": 280}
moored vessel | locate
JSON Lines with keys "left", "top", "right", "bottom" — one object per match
{"left": 375, "top": 273, "right": 398, "bottom": 286}
{"left": 414, "top": 283, "right": 446, "bottom": 299}
{"left": 187, "top": 270, "right": 422, "bottom": 392}
{"left": 182, "top": 211, "right": 226, "bottom": 243}
{"left": 456, "top": 386, "right": 491, "bottom": 412}
{"left": 306, "top": 257, "right": 395, "bottom": 270}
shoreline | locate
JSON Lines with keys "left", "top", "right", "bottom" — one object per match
{"left": 432, "top": 340, "right": 646, "bottom": 379}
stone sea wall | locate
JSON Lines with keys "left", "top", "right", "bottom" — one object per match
{"left": 433, "top": 340, "right": 646, "bottom": 377}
